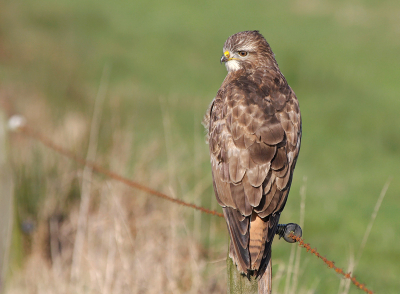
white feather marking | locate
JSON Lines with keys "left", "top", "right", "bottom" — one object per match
{"left": 225, "top": 60, "right": 242, "bottom": 72}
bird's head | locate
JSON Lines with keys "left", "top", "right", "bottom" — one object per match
{"left": 220, "top": 30, "right": 276, "bottom": 73}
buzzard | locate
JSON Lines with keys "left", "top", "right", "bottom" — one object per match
{"left": 203, "top": 31, "right": 301, "bottom": 278}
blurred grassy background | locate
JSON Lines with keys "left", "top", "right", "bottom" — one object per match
{"left": 1, "top": 0, "right": 399, "bottom": 293}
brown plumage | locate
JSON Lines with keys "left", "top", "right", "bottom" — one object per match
{"left": 203, "top": 31, "right": 301, "bottom": 278}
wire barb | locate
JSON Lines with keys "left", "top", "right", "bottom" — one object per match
{"left": 289, "top": 233, "right": 374, "bottom": 294}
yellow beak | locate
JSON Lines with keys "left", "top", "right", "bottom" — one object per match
{"left": 220, "top": 51, "right": 230, "bottom": 63}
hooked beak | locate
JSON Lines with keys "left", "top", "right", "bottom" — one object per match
{"left": 220, "top": 50, "right": 230, "bottom": 64}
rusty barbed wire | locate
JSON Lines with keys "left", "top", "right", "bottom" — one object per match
{"left": 289, "top": 233, "right": 374, "bottom": 294}
{"left": 17, "top": 124, "right": 224, "bottom": 218}
{"left": 13, "top": 120, "right": 374, "bottom": 293}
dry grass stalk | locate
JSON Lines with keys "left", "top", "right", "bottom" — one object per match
{"left": 290, "top": 176, "right": 307, "bottom": 294}
{"left": 339, "top": 178, "right": 391, "bottom": 294}
{"left": 355, "top": 178, "right": 391, "bottom": 267}
{"left": 70, "top": 64, "right": 110, "bottom": 281}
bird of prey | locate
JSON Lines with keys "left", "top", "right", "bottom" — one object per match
{"left": 203, "top": 31, "right": 301, "bottom": 278}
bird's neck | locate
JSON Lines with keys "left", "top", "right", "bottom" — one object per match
{"left": 222, "top": 69, "right": 246, "bottom": 85}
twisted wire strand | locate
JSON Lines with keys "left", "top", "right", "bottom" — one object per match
{"left": 15, "top": 123, "right": 374, "bottom": 293}
{"left": 289, "top": 233, "right": 373, "bottom": 294}
{"left": 19, "top": 125, "right": 224, "bottom": 218}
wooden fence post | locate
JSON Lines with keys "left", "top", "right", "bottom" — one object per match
{"left": 0, "top": 111, "right": 14, "bottom": 294}
{"left": 226, "top": 247, "right": 259, "bottom": 294}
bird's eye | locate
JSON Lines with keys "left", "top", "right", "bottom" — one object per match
{"left": 238, "top": 51, "right": 248, "bottom": 57}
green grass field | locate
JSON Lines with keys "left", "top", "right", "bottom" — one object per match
{"left": 1, "top": 0, "right": 400, "bottom": 293}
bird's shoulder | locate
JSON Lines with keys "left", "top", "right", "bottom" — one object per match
{"left": 210, "top": 67, "right": 299, "bottom": 134}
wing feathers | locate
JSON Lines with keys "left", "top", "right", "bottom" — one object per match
{"left": 271, "top": 147, "right": 288, "bottom": 171}
{"left": 257, "top": 117, "right": 285, "bottom": 145}
{"left": 230, "top": 183, "right": 252, "bottom": 216}
{"left": 244, "top": 133, "right": 256, "bottom": 148}
{"left": 248, "top": 142, "right": 276, "bottom": 164}
{"left": 212, "top": 164, "right": 236, "bottom": 208}
{"left": 247, "top": 162, "right": 270, "bottom": 187}
{"left": 224, "top": 207, "right": 250, "bottom": 271}
{"left": 229, "top": 149, "right": 246, "bottom": 183}
{"left": 276, "top": 167, "right": 292, "bottom": 190}
{"left": 243, "top": 175, "right": 263, "bottom": 207}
